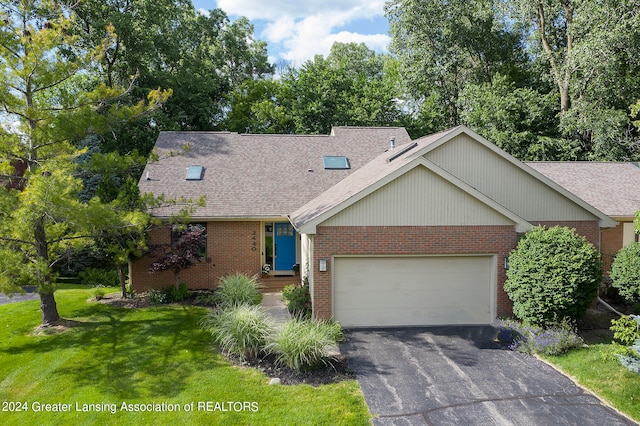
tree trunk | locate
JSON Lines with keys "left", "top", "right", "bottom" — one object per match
{"left": 39, "top": 292, "right": 60, "bottom": 325}
{"left": 34, "top": 219, "right": 60, "bottom": 325}
{"left": 117, "top": 262, "right": 127, "bottom": 298}
{"left": 174, "top": 272, "right": 180, "bottom": 290}
{"left": 559, "top": 84, "right": 571, "bottom": 113}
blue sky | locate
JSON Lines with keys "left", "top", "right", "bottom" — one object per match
{"left": 192, "top": 0, "right": 390, "bottom": 66}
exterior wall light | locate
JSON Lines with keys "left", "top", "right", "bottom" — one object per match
{"left": 319, "top": 258, "right": 327, "bottom": 272}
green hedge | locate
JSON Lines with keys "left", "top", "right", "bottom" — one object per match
{"left": 504, "top": 226, "right": 602, "bottom": 326}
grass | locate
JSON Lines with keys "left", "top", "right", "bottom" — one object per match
{"left": 266, "top": 318, "right": 344, "bottom": 372}
{"left": 543, "top": 345, "right": 640, "bottom": 422}
{"left": 0, "top": 286, "right": 370, "bottom": 425}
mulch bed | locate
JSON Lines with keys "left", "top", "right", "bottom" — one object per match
{"left": 229, "top": 353, "right": 356, "bottom": 386}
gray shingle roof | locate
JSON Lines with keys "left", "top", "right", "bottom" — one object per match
{"left": 289, "top": 127, "right": 456, "bottom": 229}
{"left": 139, "top": 127, "right": 412, "bottom": 218}
{"left": 526, "top": 162, "right": 640, "bottom": 218}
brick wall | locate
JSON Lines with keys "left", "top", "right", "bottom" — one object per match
{"left": 532, "top": 221, "right": 601, "bottom": 249}
{"left": 130, "top": 221, "right": 262, "bottom": 291}
{"left": 601, "top": 223, "right": 623, "bottom": 272}
{"left": 311, "top": 221, "right": 602, "bottom": 323}
{"left": 311, "top": 225, "right": 519, "bottom": 320}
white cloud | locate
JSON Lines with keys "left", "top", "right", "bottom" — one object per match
{"left": 216, "top": 0, "right": 384, "bottom": 21}
{"left": 212, "top": 0, "right": 389, "bottom": 65}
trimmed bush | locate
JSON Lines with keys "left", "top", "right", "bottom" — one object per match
{"left": 504, "top": 226, "right": 602, "bottom": 327}
{"left": 281, "top": 283, "right": 311, "bottom": 318}
{"left": 265, "top": 318, "right": 344, "bottom": 372}
{"left": 610, "top": 242, "right": 640, "bottom": 304}
{"left": 201, "top": 304, "right": 274, "bottom": 360}
{"left": 215, "top": 273, "right": 263, "bottom": 308}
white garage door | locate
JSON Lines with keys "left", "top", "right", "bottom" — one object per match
{"left": 333, "top": 256, "right": 495, "bottom": 327}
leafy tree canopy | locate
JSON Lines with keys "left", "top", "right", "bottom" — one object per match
{"left": 0, "top": 0, "right": 169, "bottom": 325}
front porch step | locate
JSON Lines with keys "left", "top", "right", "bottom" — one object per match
{"left": 259, "top": 275, "right": 301, "bottom": 292}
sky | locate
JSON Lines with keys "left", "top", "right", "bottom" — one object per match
{"left": 191, "top": 0, "right": 391, "bottom": 66}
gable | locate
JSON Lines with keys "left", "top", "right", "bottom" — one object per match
{"left": 424, "top": 133, "right": 600, "bottom": 222}
{"left": 320, "top": 165, "right": 516, "bottom": 227}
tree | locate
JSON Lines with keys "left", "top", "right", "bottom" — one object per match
{"left": 287, "top": 43, "right": 402, "bottom": 134}
{"left": 74, "top": 2, "right": 273, "bottom": 140}
{"left": 0, "top": 1, "right": 168, "bottom": 325}
{"left": 224, "top": 78, "right": 294, "bottom": 134}
{"left": 149, "top": 223, "right": 207, "bottom": 289}
{"left": 504, "top": 226, "right": 602, "bottom": 326}
{"left": 507, "top": 0, "right": 640, "bottom": 159}
{"left": 385, "top": 0, "right": 526, "bottom": 127}
{"left": 458, "top": 74, "right": 576, "bottom": 160}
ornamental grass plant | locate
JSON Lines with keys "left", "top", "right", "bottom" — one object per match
{"left": 201, "top": 304, "right": 274, "bottom": 360}
{"left": 265, "top": 318, "right": 344, "bottom": 372}
{"left": 214, "top": 273, "right": 263, "bottom": 308}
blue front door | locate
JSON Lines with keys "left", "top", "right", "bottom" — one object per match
{"left": 274, "top": 223, "right": 296, "bottom": 271}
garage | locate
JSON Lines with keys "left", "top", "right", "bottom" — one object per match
{"left": 333, "top": 255, "right": 495, "bottom": 327}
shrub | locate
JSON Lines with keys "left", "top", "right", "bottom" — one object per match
{"left": 92, "top": 287, "right": 106, "bottom": 300}
{"left": 281, "top": 283, "right": 311, "bottom": 318}
{"left": 201, "top": 304, "right": 273, "bottom": 360}
{"left": 215, "top": 273, "right": 263, "bottom": 308}
{"left": 615, "top": 341, "right": 640, "bottom": 373}
{"left": 169, "top": 282, "right": 190, "bottom": 302}
{"left": 147, "top": 283, "right": 190, "bottom": 305}
{"left": 125, "top": 282, "right": 136, "bottom": 298}
{"left": 497, "top": 318, "right": 584, "bottom": 356}
{"left": 504, "top": 226, "right": 602, "bottom": 327}
{"left": 79, "top": 268, "right": 119, "bottom": 287}
{"left": 148, "top": 288, "right": 169, "bottom": 305}
{"left": 610, "top": 315, "right": 640, "bottom": 346}
{"left": 265, "top": 318, "right": 344, "bottom": 371}
{"left": 610, "top": 243, "right": 640, "bottom": 304}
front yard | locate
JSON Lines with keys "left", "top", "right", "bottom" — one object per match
{"left": 0, "top": 286, "right": 370, "bottom": 425}
{"left": 2, "top": 285, "right": 640, "bottom": 424}
{"left": 542, "top": 307, "right": 640, "bottom": 422}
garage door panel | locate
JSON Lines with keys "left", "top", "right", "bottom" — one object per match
{"left": 334, "top": 256, "right": 494, "bottom": 327}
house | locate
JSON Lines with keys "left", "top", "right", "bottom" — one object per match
{"left": 131, "top": 125, "right": 618, "bottom": 327}
{"left": 526, "top": 162, "right": 640, "bottom": 270}
{"left": 131, "top": 127, "right": 413, "bottom": 290}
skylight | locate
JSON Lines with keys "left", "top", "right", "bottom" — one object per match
{"left": 323, "top": 156, "right": 350, "bottom": 170}
{"left": 185, "top": 165, "right": 205, "bottom": 180}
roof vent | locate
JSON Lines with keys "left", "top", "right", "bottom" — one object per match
{"left": 390, "top": 137, "right": 396, "bottom": 150}
{"left": 185, "top": 165, "right": 205, "bottom": 180}
{"left": 387, "top": 142, "right": 418, "bottom": 162}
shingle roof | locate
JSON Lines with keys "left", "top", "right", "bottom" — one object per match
{"left": 526, "top": 162, "right": 640, "bottom": 218}
{"left": 289, "top": 128, "right": 458, "bottom": 229}
{"left": 139, "top": 127, "right": 412, "bottom": 218}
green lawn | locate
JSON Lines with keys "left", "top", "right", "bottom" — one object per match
{"left": 0, "top": 287, "right": 370, "bottom": 425}
{"left": 544, "top": 345, "right": 640, "bottom": 423}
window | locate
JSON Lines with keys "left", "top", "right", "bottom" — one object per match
{"left": 185, "top": 165, "right": 205, "bottom": 180}
{"left": 322, "top": 156, "right": 350, "bottom": 170}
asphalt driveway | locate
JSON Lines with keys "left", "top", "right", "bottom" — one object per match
{"left": 342, "top": 326, "right": 635, "bottom": 425}
{"left": 0, "top": 287, "right": 38, "bottom": 305}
